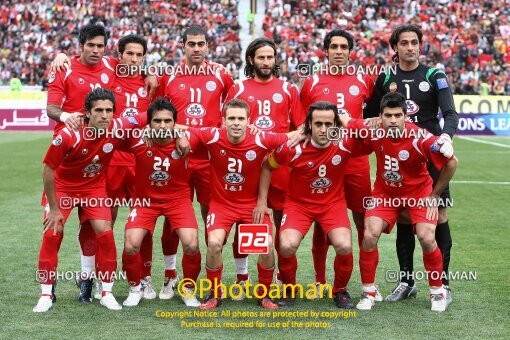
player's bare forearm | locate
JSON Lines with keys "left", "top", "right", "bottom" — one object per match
{"left": 46, "top": 104, "right": 63, "bottom": 122}
{"left": 42, "top": 164, "right": 58, "bottom": 210}
{"left": 432, "top": 156, "right": 458, "bottom": 197}
{"left": 338, "top": 114, "right": 352, "bottom": 128}
{"left": 174, "top": 123, "right": 189, "bottom": 131}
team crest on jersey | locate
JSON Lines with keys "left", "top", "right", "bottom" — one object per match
{"left": 101, "top": 73, "right": 109, "bottom": 84}
{"left": 311, "top": 177, "right": 332, "bottom": 189}
{"left": 150, "top": 170, "right": 170, "bottom": 181}
{"left": 272, "top": 93, "right": 283, "bottom": 103}
{"left": 349, "top": 85, "right": 360, "bottom": 96}
{"left": 179, "top": 84, "right": 186, "bottom": 90}
{"left": 332, "top": 155, "right": 342, "bottom": 165}
{"left": 224, "top": 173, "right": 245, "bottom": 185}
{"left": 245, "top": 150, "right": 256, "bottom": 161}
{"left": 79, "top": 78, "right": 85, "bottom": 84}
{"left": 405, "top": 100, "right": 419, "bottom": 115}
{"left": 398, "top": 150, "right": 410, "bottom": 161}
{"left": 307, "top": 162, "right": 314, "bottom": 167}
{"left": 82, "top": 148, "right": 88, "bottom": 154}
{"left": 389, "top": 82, "right": 397, "bottom": 92}
{"left": 419, "top": 81, "right": 430, "bottom": 92}
{"left": 52, "top": 135, "right": 63, "bottom": 146}
{"left": 115, "top": 86, "right": 122, "bottom": 93}
{"left": 48, "top": 72, "right": 56, "bottom": 83}
{"left": 103, "top": 143, "right": 113, "bottom": 153}
{"left": 171, "top": 149, "right": 182, "bottom": 159}
{"left": 83, "top": 163, "right": 102, "bottom": 173}
{"left": 206, "top": 81, "right": 217, "bottom": 91}
{"left": 138, "top": 87, "right": 148, "bottom": 97}
{"left": 254, "top": 116, "right": 275, "bottom": 129}
{"left": 383, "top": 170, "right": 403, "bottom": 182}
{"left": 185, "top": 103, "right": 206, "bottom": 118}
{"left": 248, "top": 96, "right": 255, "bottom": 102}
{"left": 323, "top": 88, "right": 330, "bottom": 94}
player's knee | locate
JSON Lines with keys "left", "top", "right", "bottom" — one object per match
{"left": 333, "top": 238, "right": 352, "bottom": 255}
{"left": 362, "top": 229, "right": 378, "bottom": 250}
{"left": 416, "top": 230, "right": 436, "bottom": 250}
{"left": 207, "top": 237, "right": 223, "bottom": 255}
{"left": 182, "top": 238, "right": 199, "bottom": 254}
{"left": 124, "top": 242, "right": 140, "bottom": 254}
{"left": 279, "top": 238, "right": 297, "bottom": 256}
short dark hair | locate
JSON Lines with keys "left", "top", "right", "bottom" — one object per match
{"left": 84, "top": 88, "right": 115, "bottom": 113}
{"left": 323, "top": 30, "right": 354, "bottom": 52}
{"left": 223, "top": 98, "right": 250, "bottom": 119}
{"left": 118, "top": 34, "right": 147, "bottom": 55}
{"left": 147, "top": 97, "right": 177, "bottom": 122}
{"left": 182, "top": 26, "right": 208, "bottom": 44}
{"left": 380, "top": 92, "right": 407, "bottom": 115}
{"left": 79, "top": 23, "right": 108, "bottom": 46}
{"left": 304, "top": 101, "right": 339, "bottom": 136}
{"left": 389, "top": 24, "right": 423, "bottom": 62}
{"left": 244, "top": 37, "right": 279, "bottom": 78}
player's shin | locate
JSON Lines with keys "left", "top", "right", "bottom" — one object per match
{"left": 38, "top": 230, "right": 64, "bottom": 285}
{"left": 78, "top": 221, "right": 96, "bottom": 278}
{"left": 232, "top": 228, "right": 249, "bottom": 282}
{"left": 435, "top": 221, "right": 452, "bottom": 286}
{"left": 161, "top": 221, "right": 179, "bottom": 279}
{"left": 396, "top": 223, "right": 415, "bottom": 286}
{"left": 95, "top": 230, "right": 117, "bottom": 293}
{"left": 359, "top": 248, "right": 379, "bottom": 292}
{"left": 333, "top": 253, "right": 353, "bottom": 294}
{"left": 423, "top": 246, "right": 443, "bottom": 288}
{"left": 182, "top": 251, "right": 202, "bottom": 282}
{"left": 140, "top": 233, "right": 153, "bottom": 279}
{"left": 122, "top": 251, "right": 142, "bottom": 288}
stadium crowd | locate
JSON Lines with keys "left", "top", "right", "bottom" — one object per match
{"left": 265, "top": 0, "right": 510, "bottom": 95}
{"left": 0, "top": 0, "right": 242, "bottom": 87}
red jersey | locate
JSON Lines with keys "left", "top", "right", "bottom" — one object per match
{"left": 126, "top": 136, "right": 200, "bottom": 203}
{"left": 268, "top": 137, "right": 369, "bottom": 205}
{"left": 43, "top": 117, "right": 140, "bottom": 193}
{"left": 47, "top": 56, "right": 116, "bottom": 133}
{"left": 226, "top": 77, "right": 305, "bottom": 132}
{"left": 300, "top": 72, "right": 374, "bottom": 174}
{"left": 110, "top": 75, "right": 150, "bottom": 166}
{"left": 188, "top": 127, "right": 288, "bottom": 208}
{"left": 347, "top": 119, "right": 452, "bottom": 197}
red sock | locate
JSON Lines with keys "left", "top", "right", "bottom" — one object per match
{"left": 423, "top": 247, "right": 443, "bottom": 287}
{"left": 356, "top": 227, "right": 364, "bottom": 248}
{"left": 312, "top": 224, "right": 328, "bottom": 283}
{"left": 38, "top": 231, "right": 64, "bottom": 284}
{"left": 277, "top": 254, "right": 297, "bottom": 285}
{"left": 78, "top": 221, "right": 96, "bottom": 256}
{"left": 257, "top": 262, "right": 274, "bottom": 298}
{"left": 182, "top": 251, "right": 202, "bottom": 282}
{"left": 333, "top": 253, "right": 353, "bottom": 293}
{"left": 165, "top": 269, "right": 177, "bottom": 279}
{"left": 161, "top": 219, "right": 179, "bottom": 255}
{"left": 96, "top": 230, "right": 117, "bottom": 283}
{"left": 359, "top": 248, "right": 379, "bottom": 285}
{"left": 122, "top": 251, "right": 141, "bottom": 287}
{"left": 236, "top": 273, "right": 249, "bottom": 282}
{"left": 140, "top": 233, "right": 153, "bottom": 278}
{"left": 206, "top": 266, "right": 223, "bottom": 298}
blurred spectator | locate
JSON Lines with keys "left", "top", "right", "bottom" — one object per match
{"left": 10, "top": 72, "right": 21, "bottom": 91}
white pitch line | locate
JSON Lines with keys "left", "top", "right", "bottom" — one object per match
{"left": 451, "top": 180, "right": 510, "bottom": 185}
{"left": 458, "top": 136, "right": 510, "bottom": 148}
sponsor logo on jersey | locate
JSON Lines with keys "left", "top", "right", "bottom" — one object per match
{"left": 52, "top": 135, "right": 63, "bottom": 146}
{"left": 150, "top": 170, "right": 170, "bottom": 181}
{"left": 185, "top": 103, "right": 206, "bottom": 118}
{"left": 246, "top": 150, "right": 256, "bottom": 161}
{"left": 206, "top": 81, "right": 217, "bottom": 91}
{"left": 220, "top": 150, "right": 226, "bottom": 156}
{"left": 349, "top": 85, "right": 360, "bottom": 96}
{"left": 254, "top": 116, "right": 275, "bottom": 129}
{"left": 224, "top": 172, "right": 245, "bottom": 185}
{"left": 179, "top": 84, "right": 186, "bottom": 90}
{"left": 419, "top": 81, "right": 430, "bottom": 92}
{"left": 79, "top": 78, "right": 85, "bottom": 84}
{"left": 310, "top": 177, "right": 332, "bottom": 189}
{"left": 138, "top": 87, "right": 147, "bottom": 97}
{"left": 83, "top": 163, "right": 102, "bottom": 173}
{"left": 48, "top": 72, "right": 55, "bottom": 83}
{"left": 272, "top": 93, "right": 283, "bottom": 103}
{"left": 383, "top": 170, "right": 403, "bottom": 182}
{"left": 398, "top": 150, "right": 410, "bottom": 161}
{"left": 405, "top": 100, "right": 419, "bottom": 115}
{"left": 101, "top": 73, "right": 109, "bottom": 84}
{"left": 307, "top": 162, "right": 314, "bottom": 167}
{"left": 82, "top": 148, "right": 88, "bottom": 154}
{"left": 323, "top": 88, "right": 330, "bottom": 94}
{"left": 436, "top": 78, "right": 449, "bottom": 90}
{"left": 115, "top": 86, "right": 122, "bottom": 93}
{"left": 122, "top": 108, "right": 139, "bottom": 117}
{"left": 146, "top": 150, "right": 153, "bottom": 157}
{"left": 248, "top": 96, "right": 255, "bottom": 102}
{"left": 103, "top": 143, "right": 113, "bottom": 153}
{"left": 332, "top": 155, "right": 342, "bottom": 165}
{"left": 389, "top": 82, "right": 397, "bottom": 92}
{"left": 171, "top": 149, "right": 182, "bottom": 159}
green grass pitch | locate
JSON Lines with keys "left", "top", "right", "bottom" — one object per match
{"left": 0, "top": 132, "right": 508, "bottom": 339}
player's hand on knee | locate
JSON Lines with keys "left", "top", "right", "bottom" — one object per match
{"left": 252, "top": 201, "right": 271, "bottom": 224}
{"left": 425, "top": 196, "right": 439, "bottom": 221}
{"left": 43, "top": 210, "right": 65, "bottom": 235}
{"left": 50, "top": 53, "right": 71, "bottom": 73}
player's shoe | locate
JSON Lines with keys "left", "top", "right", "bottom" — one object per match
{"left": 181, "top": 286, "right": 201, "bottom": 307}
{"left": 374, "top": 284, "right": 383, "bottom": 302}
{"left": 307, "top": 282, "right": 329, "bottom": 300}
{"left": 356, "top": 294, "right": 376, "bottom": 310}
{"left": 159, "top": 275, "right": 179, "bottom": 300}
{"left": 333, "top": 291, "right": 354, "bottom": 309}
{"left": 94, "top": 280, "right": 102, "bottom": 300}
{"left": 123, "top": 288, "right": 142, "bottom": 307}
{"left": 259, "top": 297, "right": 278, "bottom": 310}
{"left": 430, "top": 292, "right": 447, "bottom": 312}
{"left": 231, "top": 277, "right": 251, "bottom": 301}
{"left": 199, "top": 295, "right": 222, "bottom": 310}
{"left": 141, "top": 276, "right": 157, "bottom": 299}
{"left": 385, "top": 282, "right": 417, "bottom": 302}
{"left": 76, "top": 278, "right": 93, "bottom": 303}
{"left": 100, "top": 292, "right": 122, "bottom": 311}
{"left": 444, "top": 285, "right": 452, "bottom": 307}
{"left": 33, "top": 295, "right": 53, "bottom": 313}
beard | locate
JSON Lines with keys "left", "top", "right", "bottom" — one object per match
{"left": 253, "top": 64, "right": 274, "bottom": 79}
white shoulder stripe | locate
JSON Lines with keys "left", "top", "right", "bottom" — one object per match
{"left": 167, "top": 74, "right": 176, "bottom": 86}
{"left": 206, "top": 128, "right": 220, "bottom": 144}
{"left": 310, "top": 74, "right": 320, "bottom": 92}
{"left": 132, "top": 138, "right": 145, "bottom": 148}
{"left": 255, "top": 133, "right": 267, "bottom": 149}
{"left": 233, "top": 81, "right": 245, "bottom": 98}
{"left": 62, "top": 127, "right": 72, "bottom": 137}
{"left": 412, "top": 138, "right": 423, "bottom": 156}
{"left": 357, "top": 73, "right": 367, "bottom": 89}
{"left": 214, "top": 69, "right": 224, "bottom": 87}
{"left": 290, "top": 144, "right": 302, "bottom": 162}
{"left": 73, "top": 129, "right": 80, "bottom": 147}
{"left": 339, "top": 139, "right": 351, "bottom": 153}
{"left": 63, "top": 64, "right": 72, "bottom": 81}
{"left": 102, "top": 57, "right": 114, "bottom": 72}
{"left": 282, "top": 81, "right": 291, "bottom": 97}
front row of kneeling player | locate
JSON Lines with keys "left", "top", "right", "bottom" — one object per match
{"left": 34, "top": 88, "right": 457, "bottom": 313}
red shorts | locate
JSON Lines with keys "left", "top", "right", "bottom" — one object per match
{"left": 106, "top": 165, "right": 135, "bottom": 200}
{"left": 365, "top": 192, "right": 438, "bottom": 233}
{"left": 268, "top": 185, "right": 287, "bottom": 211}
{"left": 125, "top": 200, "right": 198, "bottom": 235}
{"left": 344, "top": 170, "right": 372, "bottom": 213}
{"left": 42, "top": 191, "right": 111, "bottom": 224}
{"left": 268, "top": 166, "right": 289, "bottom": 211}
{"left": 281, "top": 199, "right": 350, "bottom": 237}
{"left": 188, "top": 159, "right": 210, "bottom": 206}
{"left": 206, "top": 201, "right": 272, "bottom": 239}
